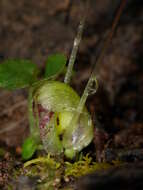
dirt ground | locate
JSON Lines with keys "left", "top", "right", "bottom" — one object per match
{"left": 0, "top": 0, "right": 143, "bottom": 189}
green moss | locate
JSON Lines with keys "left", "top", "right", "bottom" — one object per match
{"left": 22, "top": 154, "right": 113, "bottom": 189}
{"left": 23, "top": 154, "right": 62, "bottom": 190}
{"left": 24, "top": 154, "right": 60, "bottom": 169}
{"left": 65, "top": 154, "right": 111, "bottom": 178}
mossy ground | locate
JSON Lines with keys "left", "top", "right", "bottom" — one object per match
{"left": 9, "top": 153, "right": 115, "bottom": 190}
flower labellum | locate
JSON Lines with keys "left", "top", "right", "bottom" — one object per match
{"left": 32, "top": 81, "right": 94, "bottom": 159}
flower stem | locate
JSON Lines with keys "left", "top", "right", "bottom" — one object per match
{"left": 69, "top": 0, "right": 127, "bottom": 131}
{"left": 64, "top": 18, "right": 85, "bottom": 84}
{"left": 28, "top": 87, "right": 39, "bottom": 138}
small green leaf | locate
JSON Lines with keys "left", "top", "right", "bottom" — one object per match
{"left": 45, "top": 54, "right": 67, "bottom": 78}
{"left": 0, "top": 59, "right": 39, "bottom": 90}
{"left": 22, "top": 137, "right": 37, "bottom": 160}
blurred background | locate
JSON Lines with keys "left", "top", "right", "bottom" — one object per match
{"left": 0, "top": 0, "right": 143, "bottom": 165}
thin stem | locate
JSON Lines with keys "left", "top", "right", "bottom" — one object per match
{"left": 77, "top": 0, "right": 126, "bottom": 114}
{"left": 28, "top": 87, "right": 40, "bottom": 139}
{"left": 69, "top": 0, "right": 127, "bottom": 131}
{"left": 71, "top": 77, "right": 98, "bottom": 128}
{"left": 64, "top": 18, "right": 85, "bottom": 84}
{"left": 95, "top": 0, "right": 127, "bottom": 72}
{"left": 28, "top": 87, "right": 35, "bottom": 134}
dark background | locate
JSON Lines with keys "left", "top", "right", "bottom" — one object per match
{"left": 0, "top": 0, "right": 143, "bottom": 188}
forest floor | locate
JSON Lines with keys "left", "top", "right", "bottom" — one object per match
{"left": 0, "top": 0, "right": 143, "bottom": 189}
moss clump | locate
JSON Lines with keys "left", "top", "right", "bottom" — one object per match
{"left": 23, "top": 154, "right": 62, "bottom": 190}
{"left": 65, "top": 154, "right": 111, "bottom": 178}
{"left": 22, "top": 154, "right": 115, "bottom": 189}
{"left": 24, "top": 154, "right": 60, "bottom": 169}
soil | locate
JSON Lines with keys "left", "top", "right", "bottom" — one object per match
{"left": 0, "top": 0, "right": 143, "bottom": 189}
